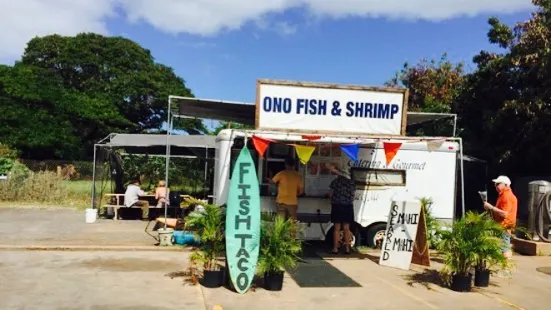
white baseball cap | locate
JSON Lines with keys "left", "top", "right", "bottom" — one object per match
{"left": 492, "top": 175, "right": 511, "bottom": 185}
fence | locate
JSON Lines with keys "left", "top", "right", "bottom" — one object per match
{"left": 20, "top": 160, "right": 94, "bottom": 180}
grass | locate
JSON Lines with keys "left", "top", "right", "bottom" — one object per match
{"left": 0, "top": 177, "right": 207, "bottom": 210}
{"left": 0, "top": 175, "right": 94, "bottom": 210}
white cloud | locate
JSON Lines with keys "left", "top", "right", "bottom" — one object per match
{"left": 0, "top": 0, "right": 534, "bottom": 62}
{"left": 0, "top": 0, "right": 116, "bottom": 63}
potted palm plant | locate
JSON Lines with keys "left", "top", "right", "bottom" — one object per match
{"left": 419, "top": 197, "right": 442, "bottom": 249}
{"left": 256, "top": 214, "right": 302, "bottom": 291}
{"left": 185, "top": 198, "right": 226, "bottom": 288}
{"left": 465, "top": 212, "right": 511, "bottom": 287}
{"left": 438, "top": 212, "right": 479, "bottom": 292}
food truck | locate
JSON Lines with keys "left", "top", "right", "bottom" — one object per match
{"left": 211, "top": 80, "right": 462, "bottom": 247}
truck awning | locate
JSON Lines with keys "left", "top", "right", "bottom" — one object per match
{"left": 172, "top": 96, "right": 456, "bottom": 127}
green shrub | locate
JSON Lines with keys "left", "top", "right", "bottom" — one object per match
{"left": 0, "top": 170, "right": 68, "bottom": 203}
{"left": 0, "top": 144, "right": 18, "bottom": 175}
{"left": 419, "top": 197, "right": 442, "bottom": 249}
{"left": 257, "top": 215, "right": 302, "bottom": 275}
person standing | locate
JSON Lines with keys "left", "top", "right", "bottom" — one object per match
{"left": 271, "top": 157, "right": 303, "bottom": 221}
{"left": 483, "top": 175, "right": 518, "bottom": 259}
{"left": 124, "top": 178, "right": 150, "bottom": 220}
{"left": 329, "top": 166, "right": 356, "bottom": 255}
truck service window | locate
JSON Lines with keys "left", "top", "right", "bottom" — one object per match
{"left": 351, "top": 168, "right": 406, "bottom": 187}
{"left": 260, "top": 143, "right": 296, "bottom": 196}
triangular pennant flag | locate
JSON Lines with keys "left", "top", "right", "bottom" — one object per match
{"left": 383, "top": 142, "right": 402, "bottom": 166}
{"left": 340, "top": 144, "right": 359, "bottom": 162}
{"left": 294, "top": 145, "right": 316, "bottom": 165}
{"left": 302, "top": 135, "right": 322, "bottom": 141}
{"left": 427, "top": 139, "right": 445, "bottom": 152}
{"left": 252, "top": 135, "right": 274, "bottom": 158}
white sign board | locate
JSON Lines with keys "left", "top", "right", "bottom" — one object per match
{"left": 256, "top": 80, "right": 407, "bottom": 135}
{"left": 379, "top": 200, "right": 422, "bottom": 271}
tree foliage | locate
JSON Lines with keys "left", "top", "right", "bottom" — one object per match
{"left": 0, "top": 33, "right": 204, "bottom": 159}
{"left": 386, "top": 54, "right": 465, "bottom": 113}
{"left": 393, "top": 1, "right": 551, "bottom": 176}
{"left": 458, "top": 0, "right": 551, "bottom": 175}
{"left": 210, "top": 121, "right": 253, "bottom": 136}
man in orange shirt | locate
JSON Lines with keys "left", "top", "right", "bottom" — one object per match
{"left": 271, "top": 157, "right": 303, "bottom": 220}
{"left": 483, "top": 175, "right": 518, "bottom": 259}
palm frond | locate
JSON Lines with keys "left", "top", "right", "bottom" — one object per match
{"left": 257, "top": 215, "right": 302, "bottom": 275}
{"left": 438, "top": 211, "right": 511, "bottom": 276}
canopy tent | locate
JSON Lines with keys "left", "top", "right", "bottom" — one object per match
{"left": 105, "top": 133, "right": 216, "bottom": 158}
{"left": 90, "top": 133, "right": 216, "bottom": 213}
{"left": 163, "top": 95, "right": 466, "bottom": 218}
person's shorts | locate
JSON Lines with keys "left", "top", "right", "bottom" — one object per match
{"left": 501, "top": 232, "right": 512, "bottom": 253}
{"left": 276, "top": 203, "right": 297, "bottom": 219}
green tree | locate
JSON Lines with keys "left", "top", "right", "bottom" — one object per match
{"left": 457, "top": 0, "right": 551, "bottom": 175}
{"left": 0, "top": 33, "right": 204, "bottom": 159}
{"left": 210, "top": 121, "right": 253, "bottom": 136}
{"left": 386, "top": 54, "right": 465, "bottom": 136}
{"left": 386, "top": 54, "right": 465, "bottom": 113}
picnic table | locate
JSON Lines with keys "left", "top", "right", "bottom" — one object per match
{"left": 104, "top": 193, "right": 192, "bottom": 221}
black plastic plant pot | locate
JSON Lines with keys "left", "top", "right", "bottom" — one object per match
{"left": 264, "top": 271, "right": 284, "bottom": 291}
{"left": 451, "top": 273, "right": 472, "bottom": 292}
{"left": 474, "top": 269, "right": 490, "bottom": 287}
{"left": 201, "top": 270, "right": 224, "bottom": 288}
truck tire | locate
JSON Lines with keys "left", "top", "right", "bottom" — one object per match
{"left": 366, "top": 223, "right": 387, "bottom": 248}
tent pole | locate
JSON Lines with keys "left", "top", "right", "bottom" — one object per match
{"left": 453, "top": 115, "right": 457, "bottom": 137}
{"left": 164, "top": 97, "right": 172, "bottom": 228}
{"left": 204, "top": 147, "right": 208, "bottom": 199}
{"left": 459, "top": 138, "right": 466, "bottom": 217}
{"left": 91, "top": 144, "right": 98, "bottom": 210}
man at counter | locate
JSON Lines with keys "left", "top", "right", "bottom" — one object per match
{"left": 270, "top": 157, "right": 303, "bottom": 221}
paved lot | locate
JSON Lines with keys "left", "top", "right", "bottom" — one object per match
{"left": 1, "top": 249, "right": 550, "bottom": 310}
{"left": 0, "top": 251, "right": 199, "bottom": 310}
{"left": 0, "top": 207, "right": 158, "bottom": 247}
{"left": 0, "top": 208, "right": 550, "bottom": 310}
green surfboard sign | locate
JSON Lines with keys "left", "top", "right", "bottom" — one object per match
{"left": 225, "top": 146, "right": 261, "bottom": 294}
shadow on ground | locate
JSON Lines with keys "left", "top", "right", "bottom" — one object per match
{"left": 403, "top": 269, "right": 447, "bottom": 290}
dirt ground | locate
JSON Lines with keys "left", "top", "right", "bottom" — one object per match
{"left": 1, "top": 208, "right": 550, "bottom": 310}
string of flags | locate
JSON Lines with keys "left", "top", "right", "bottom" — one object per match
{"left": 251, "top": 134, "right": 448, "bottom": 166}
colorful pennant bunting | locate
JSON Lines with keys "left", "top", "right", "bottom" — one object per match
{"left": 427, "top": 139, "right": 445, "bottom": 152}
{"left": 294, "top": 145, "right": 316, "bottom": 165}
{"left": 340, "top": 144, "right": 359, "bottom": 162}
{"left": 383, "top": 142, "right": 402, "bottom": 166}
{"left": 302, "top": 135, "right": 322, "bottom": 141}
{"left": 252, "top": 135, "right": 274, "bottom": 158}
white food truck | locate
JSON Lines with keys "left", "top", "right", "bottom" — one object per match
{"left": 171, "top": 79, "right": 463, "bottom": 248}
{"left": 213, "top": 129, "right": 460, "bottom": 247}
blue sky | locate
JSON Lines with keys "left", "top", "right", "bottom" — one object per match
{"left": 106, "top": 11, "right": 530, "bottom": 105}
{"left": 0, "top": 1, "right": 533, "bottom": 107}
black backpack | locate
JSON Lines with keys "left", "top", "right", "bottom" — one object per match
{"left": 168, "top": 191, "right": 182, "bottom": 207}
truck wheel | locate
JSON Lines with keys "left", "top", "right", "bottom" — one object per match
{"left": 325, "top": 227, "right": 356, "bottom": 249}
{"left": 366, "top": 223, "right": 387, "bottom": 248}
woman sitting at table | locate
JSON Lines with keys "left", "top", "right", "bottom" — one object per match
{"left": 155, "top": 180, "right": 169, "bottom": 208}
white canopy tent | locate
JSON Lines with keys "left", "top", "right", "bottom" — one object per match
{"left": 90, "top": 133, "right": 216, "bottom": 219}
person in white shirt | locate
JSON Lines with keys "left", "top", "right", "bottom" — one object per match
{"left": 124, "top": 178, "right": 150, "bottom": 220}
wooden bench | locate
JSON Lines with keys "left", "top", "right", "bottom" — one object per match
{"left": 103, "top": 193, "right": 192, "bottom": 221}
